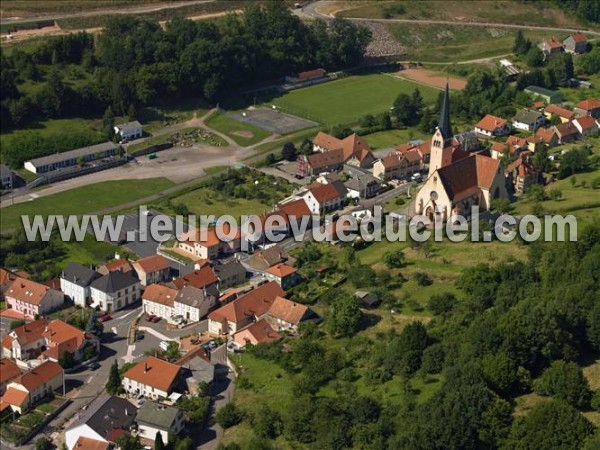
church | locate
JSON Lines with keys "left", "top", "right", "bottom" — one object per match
{"left": 415, "top": 84, "right": 508, "bottom": 222}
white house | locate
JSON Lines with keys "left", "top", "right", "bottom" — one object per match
{"left": 65, "top": 395, "right": 136, "bottom": 450}
{"left": 113, "top": 121, "right": 143, "bottom": 141}
{"left": 60, "top": 263, "right": 100, "bottom": 307}
{"left": 142, "top": 284, "right": 177, "bottom": 319}
{"left": 136, "top": 401, "right": 185, "bottom": 444}
{"left": 89, "top": 271, "right": 141, "bottom": 313}
{"left": 122, "top": 356, "right": 182, "bottom": 400}
{"left": 474, "top": 114, "right": 510, "bottom": 137}
{"left": 301, "top": 182, "right": 345, "bottom": 214}
{"left": 512, "top": 109, "right": 546, "bottom": 132}
{"left": 173, "top": 286, "right": 216, "bottom": 323}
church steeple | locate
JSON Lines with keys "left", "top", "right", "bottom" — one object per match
{"left": 438, "top": 83, "right": 452, "bottom": 141}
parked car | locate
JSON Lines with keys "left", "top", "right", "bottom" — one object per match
{"left": 146, "top": 314, "right": 156, "bottom": 322}
{"left": 99, "top": 314, "right": 112, "bottom": 322}
{"left": 151, "top": 316, "right": 161, "bottom": 323}
{"left": 136, "top": 332, "right": 145, "bottom": 341}
{"left": 88, "top": 362, "right": 101, "bottom": 371}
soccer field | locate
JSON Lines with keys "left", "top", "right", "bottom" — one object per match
{"left": 270, "top": 74, "right": 440, "bottom": 125}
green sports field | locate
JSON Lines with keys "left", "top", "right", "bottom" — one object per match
{"left": 271, "top": 74, "right": 439, "bottom": 125}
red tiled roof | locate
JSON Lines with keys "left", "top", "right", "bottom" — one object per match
{"left": 535, "top": 127, "right": 557, "bottom": 144}
{"left": 475, "top": 114, "right": 507, "bottom": 132}
{"left": 297, "top": 68, "right": 325, "bottom": 79}
{"left": 14, "top": 361, "right": 63, "bottom": 392}
{"left": 265, "top": 263, "right": 297, "bottom": 278}
{"left": 308, "top": 182, "right": 342, "bottom": 204}
{"left": 545, "top": 36, "right": 564, "bottom": 49}
{"left": 133, "top": 255, "right": 170, "bottom": 274}
{"left": 73, "top": 437, "right": 110, "bottom": 450}
{"left": 3, "top": 319, "right": 47, "bottom": 348}
{"left": 311, "top": 132, "right": 373, "bottom": 165}
{"left": 554, "top": 121, "right": 578, "bottom": 137}
{"left": 42, "top": 320, "right": 85, "bottom": 359}
{"left": 103, "top": 259, "right": 134, "bottom": 273}
{"left": 380, "top": 152, "right": 403, "bottom": 169}
{"left": 306, "top": 148, "right": 345, "bottom": 170}
{"left": 208, "top": 281, "right": 284, "bottom": 324}
{"left": 574, "top": 115, "right": 598, "bottom": 131}
{"left": 575, "top": 98, "right": 600, "bottom": 111}
{"left": 437, "top": 155, "right": 501, "bottom": 200}
{"left": 277, "top": 199, "right": 312, "bottom": 218}
{"left": 123, "top": 356, "right": 180, "bottom": 392}
{"left": 172, "top": 265, "right": 217, "bottom": 290}
{"left": 490, "top": 142, "right": 507, "bottom": 153}
{"left": 142, "top": 284, "right": 177, "bottom": 306}
{"left": 4, "top": 278, "right": 54, "bottom": 306}
{"left": 1, "top": 387, "right": 28, "bottom": 408}
{"left": 235, "top": 318, "right": 281, "bottom": 345}
{"left": 267, "top": 296, "right": 309, "bottom": 325}
{"left": 570, "top": 32, "right": 587, "bottom": 43}
{"left": 313, "top": 132, "right": 343, "bottom": 151}
{"left": 183, "top": 223, "right": 241, "bottom": 248}
{"left": 0, "top": 359, "right": 21, "bottom": 385}
{"left": 544, "top": 104, "right": 576, "bottom": 119}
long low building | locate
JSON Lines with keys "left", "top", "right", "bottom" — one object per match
{"left": 24, "top": 142, "right": 118, "bottom": 174}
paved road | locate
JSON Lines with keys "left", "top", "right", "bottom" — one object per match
{"left": 301, "top": 1, "right": 600, "bottom": 36}
{"left": 0, "top": 0, "right": 215, "bottom": 24}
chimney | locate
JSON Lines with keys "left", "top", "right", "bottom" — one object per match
{"left": 144, "top": 362, "right": 148, "bottom": 373}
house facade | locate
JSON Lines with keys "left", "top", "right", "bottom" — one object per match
{"left": 512, "top": 109, "right": 546, "bottom": 132}
{"left": 122, "top": 356, "right": 182, "bottom": 400}
{"left": 574, "top": 99, "right": 600, "bottom": 119}
{"left": 136, "top": 401, "right": 185, "bottom": 444}
{"left": 474, "top": 114, "right": 510, "bottom": 137}
{"left": 132, "top": 255, "right": 171, "bottom": 286}
{"left": 0, "top": 359, "right": 21, "bottom": 395}
{"left": 60, "top": 263, "right": 100, "bottom": 307}
{"left": 573, "top": 116, "right": 599, "bottom": 137}
{"left": 142, "top": 284, "right": 177, "bottom": 319}
{"left": 114, "top": 121, "right": 143, "bottom": 141}
{"left": 563, "top": 32, "right": 588, "bottom": 54}
{"left": 265, "top": 263, "right": 300, "bottom": 290}
{"left": 89, "top": 271, "right": 141, "bottom": 312}
{"left": 174, "top": 286, "right": 216, "bottom": 322}
{"left": 301, "top": 182, "right": 346, "bottom": 214}
{"left": 4, "top": 278, "right": 64, "bottom": 318}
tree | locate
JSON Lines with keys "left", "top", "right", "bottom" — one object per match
{"left": 589, "top": 300, "right": 600, "bottom": 352}
{"left": 491, "top": 198, "right": 514, "bottom": 214}
{"left": 35, "top": 437, "right": 52, "bottom": 450}
{"left": 59, "top": 351, "right": 75, "bottom": 369}
{"left": 105, "top": 360, "right": 122, "bottom": 395}
{"left": 525, "top": 47, "right": 545, "bottom": 67}
{"left": 427, "top": 292, "right": 456, "bottom": 316}
{"left": 513, "top": 30, "right": 532, "bottom": 55}
{"left": 380, "top": 111, "right": 392, "bottom": 130}
{"left": 252, "top": 405, "right": 282, "bottom": 439}
{"left": 327, "top": 293, "right": 363, "bottom": 337}
{"left": 549, "top": 188, "right": 562, "bottom": 201}
{"left": 154, "top": 432, "right": 165, "bottom": 450}
{"left": 360, "top": 114, "right": 377, "bottom": 128}
{"left": 383, "top": 250, "right": 405, "bottom": 268}
{"left": 534, "top": 360, "right": 592, "bottom": 407}
{"left": 532, "top": 146, "right": 550, "bottom": 173}
{"left": 116, "top": 435, "right": 142, "bottom": 450}
{"left": 216, "top": 403, "right": 242, "bottom": 429}
{"left": 281, "top": 142, "right": 297, "bottom": 161}
{"left": 127, "top": 103, "right": 136, "bottom": 120}
{"left": 506, "top": 400, "right": 594, "bottom": 449}
{"left": 421, "top": 343, "right": 445, "bottom": 374}
{"left": 103, "top": 106, "right": 115, "bottom": 138}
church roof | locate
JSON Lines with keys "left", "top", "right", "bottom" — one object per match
{"left": 437, "top": 83, "right": 453, "bottom": 140}
{"left": 437, "top": 155, "right": 501, "bottom": 201}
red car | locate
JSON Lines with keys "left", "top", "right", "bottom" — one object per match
{"left": 99, "top": 314, "right": 112, "bottom": 322}
{"left": 151, "top": 316, "right": 161, "bottom": 323}
{"left": 146, "top": 314, "right": 156, "bottom": 322}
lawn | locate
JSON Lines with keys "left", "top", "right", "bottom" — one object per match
{"left": 159, "top": 187, "right": 275, "bottom": 222}
{"left": 338, "top": 1, "right": 586, "bottom": 29}
{"left": 385, "top": 23, "right": 550, "bottom": 62}
{"left": 363, "top": 127, "right": 430, "bottom": 150}
{"left": 205, "top": 112, "right": 271, "bottom": 147}
{"left": 59, "top": 235, "right": 125, "bottom": 269}
{"left": 1, "top": 178, "right": 175, "bottom": 231}
{"left": 271, "top": 74, "right": 439, "bottom": 126}
{"left": 137, "top": 97, "right": 208, "bottom": 133}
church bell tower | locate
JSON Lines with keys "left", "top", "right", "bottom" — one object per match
{"left": 428, "top": 83, "right": 454, "bottom": 177}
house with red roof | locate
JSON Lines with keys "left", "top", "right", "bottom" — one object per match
{"left": 132, "top": 255, "right": 171, "bottom": 286}
{"left": 301, "top": 182, "right": 346, "bottom": 214}
{"left": 208, "top": 281, "right": 285, "bottom": 335}
{"left": 233, "top": 319, "right": 281, "bottom": 347}
{"left": 553, "top": 121, "right": 579, "bottom": 144}
{"left": 373, "top": 150, "right": 421, "bottom": 180}
{"left": 265, "top": 263, "right": 300, "bottom": 290}
{"left": 263, "top": 296, "right": 314, "bottom": 331}
{"left": 4, "top": 277, "right": 64, "bottom": 318}
{"left": 178, "top": 223, "right": 241, "bottom": 260}
{"left": 563, "top": 32, "right": 588, "bottom": 54}
{"left": 474, "top": 114, "right": 510, "bottom": 137}
{"left": 97, "top": 257, "right": 134, "bottom": 276}
{"left": 543, "top": 104, "right": 577, "bottom": 123}
{"left": 538, "top": 36, "right": 564, "bottom": 57}
{"left": 574, "top": 98, "right": 600, "bottom": 119}
{"left": 534, "top": 127, "right": 559, "bottom": 148}
{"left": 122, "top": 356, "right": 183, "bottom": 400}
{"left": 0, "top": 360, "right": 64, "bottom": 414}
{"left": 0, "top": 359, "right": 21, "bottom": 395}
{"left": 505, "top": 152, "right": 540, "bottom": 195}
{"left": 142, "top": 284, "right": 178, "bottom": 319}
{"left": 573, "top": 116, "right": 599, "bottom": 137}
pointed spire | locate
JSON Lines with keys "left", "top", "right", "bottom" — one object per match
{"left": 438, "top": 83, "right": 453, "bottom": 141}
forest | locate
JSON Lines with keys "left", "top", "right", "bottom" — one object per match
{"left": 0, "top": 2, "right": 370, "bottom": 158}
{"left": 218, "top": 224, "right": 600, "bottom": 450}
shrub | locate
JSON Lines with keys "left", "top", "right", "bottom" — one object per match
{"left": 414, "top": 272, "right": 433, "bottom": 286}
{"left": 216, "top": 403, "right": 242, "bottom": 429}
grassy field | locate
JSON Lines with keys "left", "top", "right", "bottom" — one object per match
{"left": 558, "top": 74, "right": 600, "bottom": 103}
{"left": 386, "top": 23, "right": 550, "bottom": 62}
{"left": 204, "top": 112, "right": 271, "bottom": 147}
{"left": 337, "top": 1, "right": 587, "bottom": 28}
{"left": 271, "top": 74, "right": 439, "bottom": 125}
{"left": 362, "top": 128, "right": 430, "bottom": 150}
{"left": 59, "top": 235, "right": 126, "bottom": 269}
{"left": 1, "top": 178, "right": 175, "bottom": 231}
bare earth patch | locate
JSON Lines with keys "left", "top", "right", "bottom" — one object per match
{"left": 398, "top": 68, "right": 467, "bottom": 91}
{"left": 582, "top": 359, "right": 600, "bottom": 390}
{"left": 232, "top": 130, "right": 253, "bottom": 138}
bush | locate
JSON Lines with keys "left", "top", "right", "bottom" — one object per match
{"left": 383, "top": 250, "right": 405, "bottom": 269}
{"left": 534, "top": 360, "right": 592, "bottom": 407}
{"left": 414, "top": 272, "right": 433, "bottom": 286}
{"left": 216, "top": 403, "right": 242, "bottom": 429}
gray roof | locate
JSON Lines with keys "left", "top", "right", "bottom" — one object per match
{"left": 136, "top": 401, "right": 181, "bottom": 430}
{"left": 174, "top": 285, "right": 213, "bottom": 308}
{"left": 62, "top": 262, "right": 100, "bottom": 287}
{"left": 181, "top": 355, "right": 215, "bottom": 385}
{"left": 214, "top": 261, "right": 246, "bottom": 280}
{"left": 115, "top": 121, "right": 142, "bottom": 133}
{"left": 26, "top": 141, "right": 117, "bottom": 168}
{"left": 524, "top": 85, "right": 560, "bottom": 97}
{"left": 67, "top": 394, "right": 136, "bottom": 438}
{"left": 344, "top": 173, "right": 380, "bottom": 192}
{"left": 329, "top": 179, "right": 348, "bottom": 198}
{"left": 90, "top": 270, "right": 139, "bottom": 293}
{"left": 513, "top": 109, "right": 544, "bottom": 123}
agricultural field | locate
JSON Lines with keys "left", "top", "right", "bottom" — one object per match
{"left": 205, "top": 112, "right": 271, "bottom": 147}
{"left": 0, "top": 178, "right": 175, "bottom": 231}
{"left": 336, "top": 1, "right": 588, "bottom": 29}
{"left": 386, "top": 23, "right": 550, "bottom": 62}
{"left": 271, "top": 74, "right": 439, "bottom": 125}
